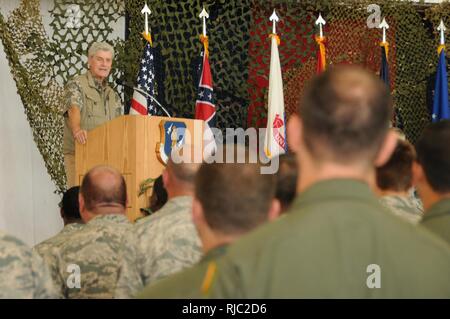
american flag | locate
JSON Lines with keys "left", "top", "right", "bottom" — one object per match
{"left": 195, "top": 51, "right": 216, "bottom": 126}
{"left": 130, "top": 36, "right": 156, "bottom": 115}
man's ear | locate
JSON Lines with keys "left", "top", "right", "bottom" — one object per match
{"left": 267, "top": 199, "right": 282, "bottom": 221}
{"left": 79, "top": 193, "right": 88, "bottom": 222}
{"left": 287, "top": 114, "right": 302, "bottom": 153}
{"left": 87, "top": 56, "right": 92, "bottom": 69}
{"left": 162, "top": 169, "right": 169, "bottom": 189}
{"left": 412, "top": 161, "right": 425, "bottom": 187}
{"left": 374, "top": 130, "right": 398, "bottom": 167}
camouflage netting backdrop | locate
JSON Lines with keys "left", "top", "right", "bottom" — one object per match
{"left": 0, "top": 0, "right": 449, "bottom": 192}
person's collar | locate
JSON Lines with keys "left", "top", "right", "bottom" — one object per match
{"left": 292, "top": 178, "right": 376, "bottom": 209}
{"left": 423, "top": 198, "right": 450, "bottom": 221}
{"left": 201, "top": 244, "right": 229, "bottom": 263}
{"left": 166, "top": 195, "right": 193, "bottom": 205}
{"left": 87, "top": 70, "right": 107, "bottom": 89}
{"left": 88, "top": 213, "right": 128, "bottom": 224}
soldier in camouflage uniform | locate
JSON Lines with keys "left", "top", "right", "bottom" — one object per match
{"left": 0, "top": 231, "right": 60, "bottom": 299}
{"left": 51, "top": 166, "right": 132, "bottom": 298}
{"left": 415, "top": 121, "right": 450, "bottom": 244}
{"left": 63, "top": 42, "right": 123, "bottom": 187}
{"left": 375, "top": 139, "right": 423, "bottom": 224}
{"left": 34, "top": 186, "right": 84, "bottom": 282}
{"left": 137, "top": 146, "right": 280, "bottom": 298}
{"left": 115, "top": 159, "right": 202, "bottom": 298}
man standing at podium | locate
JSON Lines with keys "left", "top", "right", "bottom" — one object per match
{"left": 62, "top": 42, "right": 123, "bottom": 187}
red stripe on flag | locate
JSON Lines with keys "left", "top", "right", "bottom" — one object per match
{"left": 200, "top": 56, "right": 213, "bottom": 87}
{"left": 130, "top": 99, "right": 148, "bottom": 115}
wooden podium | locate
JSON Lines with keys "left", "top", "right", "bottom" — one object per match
{"left": 75, "top": 115, "right": 204, "bottom": 221}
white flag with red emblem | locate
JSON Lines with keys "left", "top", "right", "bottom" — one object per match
{"left": 264, "top": 33, "right": 286, "bottom": 159}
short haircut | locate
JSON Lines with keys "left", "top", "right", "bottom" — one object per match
{"left": 88, "top": 42, "right": 114, "bottom": 59}
{"left": 275, "top": 153, "right": 298, "bottom": 211}
{"left": 416, "top": 120, "right": 450, "bottom": 193}
{"left": 195, "top": 146, "right": 276, "bottom": 235}
{"left": 376, "top": 139, "right": 416, "bottom": 192}
{"left": 60, "top": 186, "right": 81, "bottom": 220}
{"left": 299, "top": 65, "right": 392, "bottom": 163}
{"left": 80, "top": 166, "right": 127, "bottom": 211}
{"left": 166, "top": 158, "right": 200, "bottom": 185}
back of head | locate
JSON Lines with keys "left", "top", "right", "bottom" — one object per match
{"left": 416, "top": 120, "right": 450, "bottom": 193}
{"left": 299, "top": 65, "right": 392, "bottom": 163}
{"left": 166, "top": 158, "right": 200, "bottom": 189}
{"left": 275, "top": 153, "right": 298, "bottom": 211}
{"left": 61, "top": 186, "right": 81, "bottom": 220}
{"left": 195, "top": 145, "right": 276, "bottom": 235}
{"left": 376, "top": 139, "right": 416, "bottom": 192}
{"left": 80, "top": 165, "right": 127, "bottom": 214}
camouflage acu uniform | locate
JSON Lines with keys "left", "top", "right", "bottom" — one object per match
{"left": 63, "top": 70, "right": 122, "bottom": 155}
{"left": 136, "top": 245, "right": 228, "bottom": 299}
{"left": 34, "top": 223, "right": 84, "bottom": 259}
{"left": 115, "top": 196, "right": 202, "bottom": 298}
{"left": 33, "top": 223, "right": 84, "bottom": 284}
{"left": 0, "top": 231, "right": 60, "bottom": 299}
{"left": 379, "top": 194, "right": 423, "bottom": 224}
{"left": 51, "top": 214, "right": 132, "bottom": 299}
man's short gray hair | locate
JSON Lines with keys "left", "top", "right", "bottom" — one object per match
{"left": 88, "top": 42, "right": 115, "bottom": 59}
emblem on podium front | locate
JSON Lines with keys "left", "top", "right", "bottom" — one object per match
{"left": 157, "top": 120, "right": 187, "bottom": 165}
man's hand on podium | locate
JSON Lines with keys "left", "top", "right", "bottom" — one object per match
{"left": 73, "top": 128, "right": 88, "bottom": 145}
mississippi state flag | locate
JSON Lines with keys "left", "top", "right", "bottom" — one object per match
{"left": 130, "top": 33, "right": 156, "bottom": 115}
{"left": 195, "top": 51, "right": 216, "bottom": 126}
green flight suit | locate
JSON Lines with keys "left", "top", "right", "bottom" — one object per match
{"left": 136, "top": 245, "right": 228, "bottom": 299}
{"left": 421, "top": 198, "right": 450, "bottom": 245}
{"left": 209, "top": 179, "right": 450, "bottom": 298}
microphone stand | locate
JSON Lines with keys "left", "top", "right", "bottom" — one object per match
{"left": 133, "top": 87, "right": 172, "bottom": 118}
{"left": 116, "top": 80, "right": 172, "bottom": 118}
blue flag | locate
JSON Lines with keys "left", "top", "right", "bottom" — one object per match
{"left": 431, "top": 49, "right": 449, "bottom": 122}
{"left": 380, "top": 45, "right": 390, "bottom": 86}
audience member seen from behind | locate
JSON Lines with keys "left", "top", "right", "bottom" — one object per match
{"left": 139, "top": 175, "right": 168, "bottom": 219}
{"left": 34, "top": 186, "right": 84, "bottom": 261}
{"left": 115, "top": 159, "right": 202, "bottom": 298}
{"left": 375, "top": 139, "right": 423, "bottom": 224}
{"left": 51, "top": 165, "right": 132, "bottom": 298}
{"left": 414, "top": 120, "right": 450, "bottom": 244}
{"left": 137, "top": 145, "right": 280, "bottom": 298}
{"left": 0, "top": 230, "right": 60, "bottom": 298}
{"left": 207, "top": 65, "right": 450, "bottom": 298}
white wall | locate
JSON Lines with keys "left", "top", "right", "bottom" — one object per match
{"left": 0, "top": 0, "right": 62, "bottom": 246}
{"left": 0, "top": 0, "right": 124, "bottom": 246}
